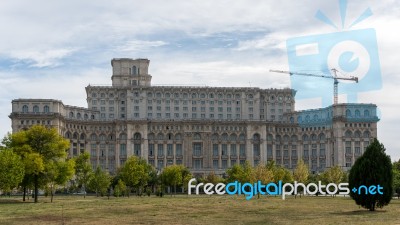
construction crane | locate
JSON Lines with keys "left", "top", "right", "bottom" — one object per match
{"left": 269, "top": 68, "right": 358, "bottom": 105}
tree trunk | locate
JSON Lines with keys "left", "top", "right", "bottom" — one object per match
{"left": 50, "top": 186, "right": 54, "bottom": 203}
{"left": 34, "top": 174, "right": 39, "bottom": 203}
{"left": 23, "top": 186, "right": 26, "bottom": 202}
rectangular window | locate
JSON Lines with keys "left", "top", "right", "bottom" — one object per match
{"left": 158, "top": 144, "right": 164, "bottom": 156}
{"left": 213, "top": 160, "right": 219, "bottom": 169}
{"left": 167, "top": 144, "right": 173, "bottom": 156}
{"left": 149, "top": 144, "right": 154, "bottom": 156}
{"left": 157, "top": 160, "right": 164, "bottom": 169}
{"left": 134, "top": 144, "right": 141, "bottom": 156}
{"left": 222, "top": 160, "right": 228, "bottom": 169}
{"left": 230, "top": 144, "right": 237, "bottom": 156}
{"left": 240, "top": 144, "right": 246, "bottom": 157}
{"left": 193, "top": 159, "right": 202, "bottom": 169}
{"left": 267, "top": 144, "right": 273, "bottom": 158}
{"left": 120, "top": 144, "right": 126, "bottom": 156}
{"left": 210, "top": 144, "right": 218, "bottom": 156}
{"left": 193, "top": 143, "right": 202, "bottom": 156}
{"left": 222, "top": 144, "right": 227, "bottom": 156}
{"left": 176, "top": 144, "right": 182, "bottom": 156}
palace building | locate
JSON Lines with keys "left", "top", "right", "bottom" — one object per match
{"left": 9, "top": 58, "right": 379, "bottom": 176}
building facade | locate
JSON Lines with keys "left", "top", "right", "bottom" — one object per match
{"left": 9, "top": 58, "right": 379, "bottom": 176}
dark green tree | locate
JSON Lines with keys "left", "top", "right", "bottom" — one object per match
{"left": 349, "top": 139, "right": 393, "bottom": 211}
{"left": 74, "top": 152, "right": 93, "bottom": 198}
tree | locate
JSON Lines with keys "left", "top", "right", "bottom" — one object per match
{"left": 161, "top": 165, "right": 186, "bottom": 196}
{"left": 119, "top": 156, "right": 150, "bottom": 196}
{"left": 321, "top": 165, "right": 345, "bottom": 196}
{"left": 226, "top": 161, "right": 253, "bottom": 183}
{"left": 251, "top": 164, "right": 274, "bottom": 198}
{"left": 349, "top": 139, "right": 393, "bottom": 211}
{"left": 0, "top": 149, "right": 25, "bottom": 194}
{"left": 393, "top": 159, "right": 400, "bottom": 199}
{"left": 88, "top": 167, "right": 111, "bottom": 197}
{"left": 293, "top": 159, "right": 309, "bottom": 197}
{"left": 114, "top": 179, "right": 127, "bottom": 197}
{"left": 3, "top": 126, "right": 69, "bottom": 203}
{"left": 74, "top": 152, "right": 93, "bottom": 198}
{"left": 44, "top": 159, "right": 75, "bottom": 202}
{"left": 205, "top": 171, "right": 223, "bottom": 185}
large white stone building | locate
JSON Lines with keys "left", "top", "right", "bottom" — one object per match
{"left": 9, "top": 58, "right": 379, "bottom": 176}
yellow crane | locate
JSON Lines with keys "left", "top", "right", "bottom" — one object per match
{"left": 269, "top": 68, "right": 358, "bottom": 105}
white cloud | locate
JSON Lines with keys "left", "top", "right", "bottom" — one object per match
{"left": 117, "top": 40, "right": 168, "bottom": 52}
{"left": 8, "top": 48, "right": 77, "bottom": 67}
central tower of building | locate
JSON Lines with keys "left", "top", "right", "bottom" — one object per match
{"left": 111, "top": 58, "right": 152, "bottom": 87}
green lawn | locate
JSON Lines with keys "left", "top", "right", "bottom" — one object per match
{"left": 0, "top": 195, "right": 399, "bottom": 225}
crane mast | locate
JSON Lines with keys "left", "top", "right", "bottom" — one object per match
{"left": 269, "top": 69, "right": 358, "bottom": 105}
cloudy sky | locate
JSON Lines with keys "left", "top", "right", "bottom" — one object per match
{"left": 0, "top": 0, "right": 399, "bottom": 160}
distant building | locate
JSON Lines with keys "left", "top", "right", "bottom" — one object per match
{"left": 9, "top": 58, "right": 379, "bottom": 176}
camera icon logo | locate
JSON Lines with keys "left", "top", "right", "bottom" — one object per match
{"left": 287, "top": 28, "right": 381, "bottom": 105}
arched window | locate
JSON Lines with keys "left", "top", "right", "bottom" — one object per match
{"left": 119, "top": 133, "right": 127, "bottom": 140}
{"left": 91, "top": 115, "right": 95, "bottom": 119}
{"left": 253, "top": 133, "right": 260, "bottom": 142}
{"left": 43, "top": 105, "right": 50, "bottom": 113}
{"left": 290, "top": 117, "right": 294, "bottom": 123}
{"left": 297, "top": 116, "right": 302, "bottom": 123}
{"left": 221, "top": 133, "right": 228, "bottom": 141}
{"left": 311, "top": 134, "right": 317, "bottom": 141}
{"left": 230, "top": 134, "right": 237, "bottom": 141}
{"left": 283, "top": 135, "right": 289, "bottom": 143}
{"left": 191, "top": 93, "right": 197, "bottom": 99}
{"left": 267, "top": 134, "right": 273, "bottom": 141}
{"left": 157, "top": 133, "right": 164, "bottom": 140}
{"left": 305, "top": 115, "right": 310, "bottom": 122}
{"left": 84, "top": 114, "right": 88, "bottom": 120}
{"left": 346, "top": 109, "right": 351, "bottom": 117}
{"left": 134, "top": 133, "right": 141, "bottom": 140}
{"left": 193, "top": 133, "right": 201, "bottom": 140}
{"left": 345, "top": 130, "right": 352, "bottom": 138}
{"left": 69, "top": 112, "right": 74, "bottom": 118}
{"left": 364, "top": 110, "right": 370, "bottom": 117}
{"left": 99, "top": 134, "right": 106, "bottom": 141}
{"left": 22, "top": 105, "right": 28, "bottom": 113}
{"left": 90, "top": 134, "right": 97, "bottom": 141}
{"left": 291, "top": 135, "right": 297, "bottom": 142}
{"left": 156, "top": 92, "right": 162, "bottom": 98}
{"left": 363, "top": 131, "right": 370, "bottom": 138}
{"left": 355, "top": 110, "right": 360, "bottom": 117}
{"left": 211, "top": 133, "right": 219, "bottom": 141}
{"left": 33, "top": 105, "right": 39, "bottom": 113}
{"left": 302, "top": 134, "right": 309, "bottom": 142}
{"left": 175, "top": 133, "right": 182, "bottom": 140}
{"left": 148, "top": 133, "right": 155, "bottom": 140}
{"left": 276, "top": 135, "right": 281, "bottom": 142}
{"left": 167, "top": 133, "right": 173, "bottom": 140}
{"left": 313, "top": 114, "right": 318, "bottom": 121}
{"left": 239, "top": 133, "right": 245, "bottom": 141}
{"left": 132, "top": 66, "right": 137, "bottom": 75}
{"left": 354, "top": 130, "right": 361, "bottom": 138}
{"left": 80, "top": 133, "right": 85, "bottom": 140}
{"left": 65, "top": 132, "right": 71, "bottom": 139}
{"left": 73, "top": 133, "right": 78, "bottom": 139}
{"left": 248, "top": 94, "right": 253, "bottom": 99}
{"left": 77, "top": 113, "right": 81, "bottom": 119}
{"left": 319, "top": 133, "right": 325, "bottom": 141}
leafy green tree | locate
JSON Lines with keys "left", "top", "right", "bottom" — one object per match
{"left": 119, "top": 156, "right": 150, "bottom": 196}
{"left": 74, "top": 152, "right": 93, "bottom": 198}
{"left": 88, "top": 167, "right": 111, "bottom": 197}
{"left": 205, "top": 171, "right": 223, "bottom": 184}
{"left": 3, "top": 126, "right": 69, "bottom": 203}
{"left": 393, "top": 159, "right": 400, "bottom": 199}
{"left": 161, "top": 165, "right": 189, "bottom": 196}
{"left": 349, "top": 139, "right": 393, "bottom": 211}
{"left": 293, "top": 159, "right": 309, "bottom": 197}
{"left": 226, "top": 161, "right": 253, "bottom": 183}
{"left": 114, "top": 179, "right": 127, "bottom": 197}
{"left": 0, "top": 149, "right": 25, "bottom": 193}
{"left": 44, "top": 159, "right": 75, "bottom": 202}
{"left": 251, "top": 164, "right": 274, "bottom": 198}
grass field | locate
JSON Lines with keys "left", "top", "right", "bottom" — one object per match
{"left": 0, "top": 194, "right": 399, "bottom": 225}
